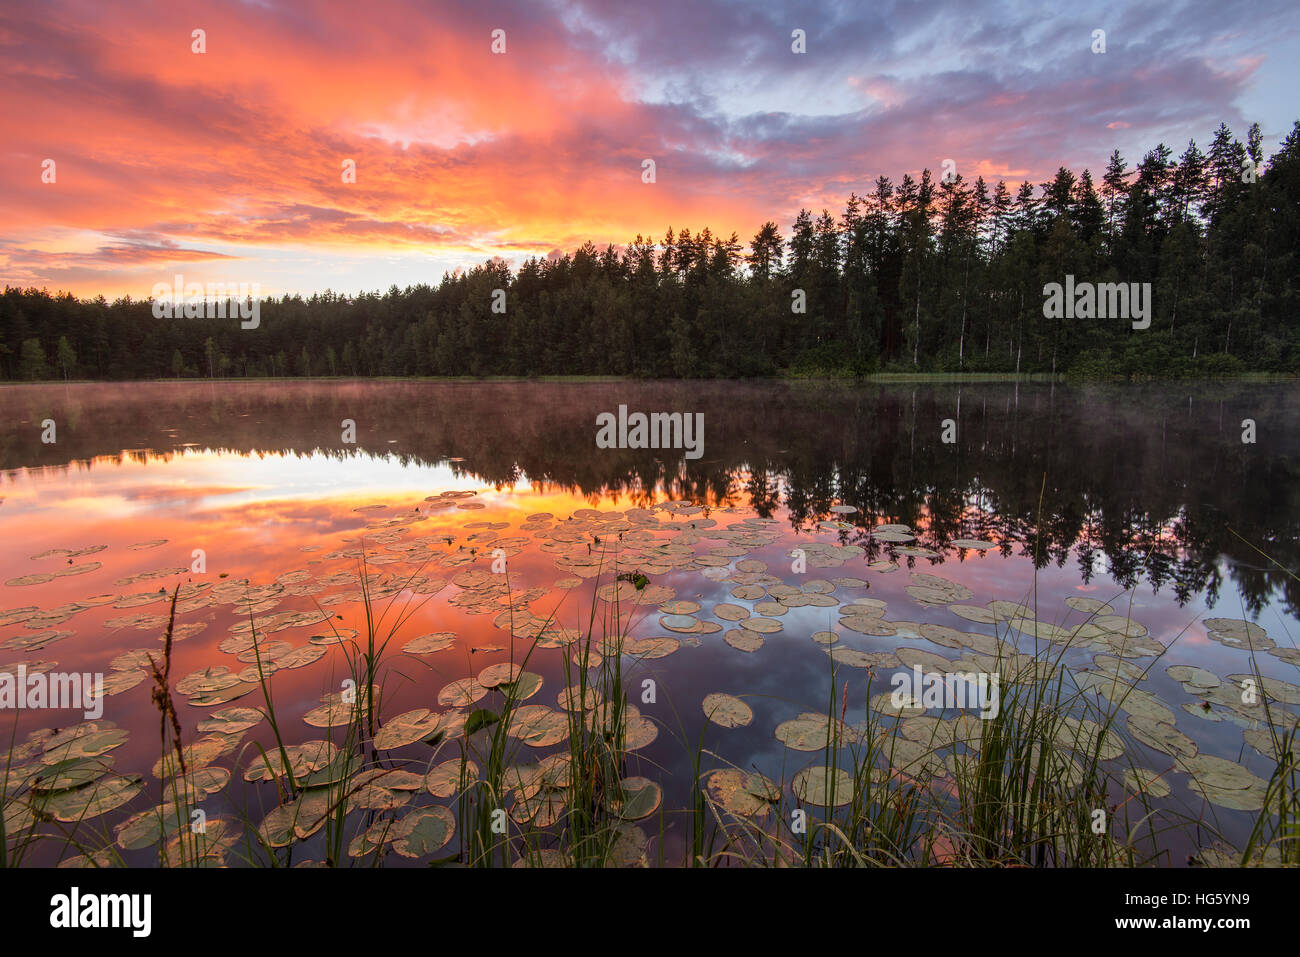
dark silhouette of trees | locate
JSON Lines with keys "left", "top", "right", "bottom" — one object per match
{"left": 4, "top": 122, "right": 1298, "bottom": 381}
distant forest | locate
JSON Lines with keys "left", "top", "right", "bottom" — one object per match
{"left": 3, "top": 121, "right": 1298, "bottom": 380}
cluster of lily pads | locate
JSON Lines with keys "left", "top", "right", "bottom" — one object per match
{"left": 1, "top": 490, "right": 1296, "bottom": 867}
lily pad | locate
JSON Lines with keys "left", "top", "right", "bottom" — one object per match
{"left": 1122, "top": 767, "right": 1170, "bottom": 798}
{"left": 402, "top": 631, "right": 457, "bottom": 655}
{"left": 605, "top": 776, "right": 662, "bottom": 820}
{"left": 391, "top": 806, "right": 456, "bottom": 858}
{"left": 724, "top": 629, "right": 764, "bottom": 653}
{"left": 792, "top": 765, "right": 854, "bottom": 806}
{"left": 425, "top": 758, "right": 481, "bottom": 797}
{"left": 44, "top": 774, "right": 144, "bottom": 822}
{"left": 374, "top": 709, "right": 441, "bottom": 750}
{"left": 702, "top": 693, "right": 753, "bottom": 729}
{"left": 704, "top": 769, "right": 777, "bottom": 816}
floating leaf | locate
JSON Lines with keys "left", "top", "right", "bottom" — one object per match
{"left": 705, "top": 769, "right": 779, "bottom": 817}
{"left": 44, "top": 774, "right": 144, "bottom": 821}
{"left": 702, "top": 693, "right": 753, "bottom": 729}
{"left": 775, "top": 713, "right": 849, "bottom": 751}
{"left": 713, "top": 603, "right": 750, "bottom": 621}
{"left": 792, "top": 765, "right": 853, "bottom": 806}
{"left": 1123, "top": 767, "right": 1170, "bottom": 798}
{"left": 724, "top": 629, "right": 763, "bottom": 653}
{"left": 401, "top": 631, "right": 457, "bottom": 655}
{"left": 197, "top": 707, "right": 264, "bottom": 734}
{"left": 425, "top": 758, "right": 480, "bottom": 798}
{"left": 606, "top": 776, "right": 662, "bottom": 820}
{"left": 477, "top": 662, "right": 523, "bottom": 688}
{"left": 438, "top": 677, "right": 487, "bottom": 708}
{"left": 374, "top": 709, "right": 441, "bottom": 749}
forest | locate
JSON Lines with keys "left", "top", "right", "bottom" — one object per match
{"left": 3, "top": 120, "right": 1297, "bottom": 380}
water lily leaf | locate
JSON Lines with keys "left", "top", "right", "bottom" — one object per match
{"left": 659, "top": 614, "right": 703, "bottom": 633}
{"left": 42, "top": 728, "right": 128, "bottom": 764}
{"left": 619, "top": 707, "right": 659, "bottom": 750}
{"left": 6, "top": 574, "right": 55, "bottom": 586}
{"left": 438, "top": 677, "right": 487, "bottom": 708}
{"left": 115, "top": 805, "right": 185, "bottom": 850}
{"left": 1226, "top": 673, "right": 1300, "bottom": 705}
{"left": 1203, "top": 618, "right": 1273, "bottom": 651}
{"left": 606, "top": 776, "right": 661, "bottom": 820}
{"left": 464, "top": 708, "right": 500, "bottom": 735}
{"left": 1185, "top": 781, "right": 1268, "bottom": 812}
{"left": 344, "top": 816, "right": 396, "bottom": 858}
{"left": 724, "top": 629, "right": 763, "bottom": 652}
{"left": 374, "top": 709, "right": 441, "bottom": 750}
{"left": 1123, "top": 767, "right": 1170, "bottom": 798}
{"left": 1166, "top": 665, "right": 1220, "bottom": 690}
{"left": 1091, "top": 655, "right": 1146, "bottom": 682}
{"left": 775, "top": 713, "right": 850, "bottom": 751}
{"left": 1176, "top": 753, "right": 1265, "bottom": 790}
{"left": 275, "top": 645, "right": 327, "bottom": 669}
{"left": 477, "top": 662, "right": 523, "bottom": 688}
{"left": 713, "top": 603, "right": 750, "bottom": 621}
{"left": 508, "top": 705, "right": 568, "bottom": 747}
{"left": 1127, "top": 715, "right": 1197, "bottom": 758}
{"left": 702, "top": 693, "right": 753, "bottom": 728}
{"left": 197, "top": 707, "right": 264, "bottom": 734}
{"left": 1065, "top": 596, "right": 1114, "bottom": 615}
{"left": 556, "top": 686, "right": 601, "bottom": 712}
{"left": 425, "top": 758, "right": 480, "bottom": 798}
{"left": 402, "top": 631, "right": 456, "bottom": 655}
{"left": 660, "top": 600, "right": 701, "bottom": 615}
{"left": 244, "top": 740, "right": 338, "bottom": 782}
{"left": 625, "top": 636, "right": 679, "bottom": 659}
{"left": 45, "top": 774, "right": 144, "bottom": 821}
{"left": 188, "top": 681, "right": 261, "bottom": 707}
{"left": 840, "top": 616, "right": 896, "bottom": 636}
{"left": 824, "top": 647, "right": 898, "bottom": 669}
{"left": 31, "top": 756, "right": 115, "bottom": 791}
{"left": 1054, "top": 716, "right": 1123, "bottom": 761}
{"left": 498, "top": 671, "right": 543, "bottom": 700}
{"left": 705, "top": 769, "right": 778, "bottom": 816}
{"left": 986, "top": 600, "right": 1033, "bottom": 621}
{"left": 792, "top": 765, "right": 853, "bottom": 807}
{"left": 511, "top": 789, "right": 566, "bottom": 826}
{"left": 390, "top": 806, "right": 456, "bottom": 857}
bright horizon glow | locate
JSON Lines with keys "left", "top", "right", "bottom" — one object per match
{"left": 1, "top": 0, "right": 1296, "bottom": 299}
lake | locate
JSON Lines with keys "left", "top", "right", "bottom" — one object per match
{"left": 2, "top": 379, "right": 1297, "bottom": 867}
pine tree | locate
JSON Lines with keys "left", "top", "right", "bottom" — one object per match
{"left": 56, "top": 335, "right": 76, "bottom": 380}
{"left": 1101, "top": 149, "right": 1129, "bottom": 243}
{"left": 20, "top": 338, "right": 48, "bottom": 380}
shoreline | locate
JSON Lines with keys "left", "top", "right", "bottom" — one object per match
{"left": 2, "top": 371, "right": 1296, "bottom": 387}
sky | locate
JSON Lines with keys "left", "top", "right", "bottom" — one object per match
{"left": 1, "top": 0, "right": 1297, "bottom": 300}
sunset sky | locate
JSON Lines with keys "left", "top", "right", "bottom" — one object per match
{"left": 2, "top": 0, "right": 1297, "bottom": 300}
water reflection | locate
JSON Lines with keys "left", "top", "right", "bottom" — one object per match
{"left": 3, "top": 379, "right": 1296, "bottom": 617}
{"left": 2, "top": 380, "right": 1298, "bottom": 868}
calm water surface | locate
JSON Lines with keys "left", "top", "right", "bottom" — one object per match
{"left": 2, "top": 380, "right": 1297, "bottom": 866}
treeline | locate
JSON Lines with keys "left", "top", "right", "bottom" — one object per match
{"left": 3, "top": 121, "right": 1298, "bottom": 380}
